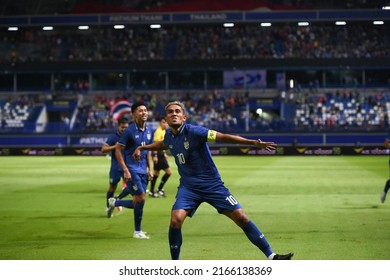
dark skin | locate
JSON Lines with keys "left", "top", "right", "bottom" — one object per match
{"left": 134, "top": 103, "right": 277, "bottom": 230}
{"left": 385, "top": 139, "right": 390, "bottom": 149}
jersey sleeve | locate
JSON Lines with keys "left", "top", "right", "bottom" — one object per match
{"left": 118, "top": 128, "right": 130, "bottom": 146}
{"left": 191, "top": 125, "right": 213, "bottom": 142}
{"left": 105, "top": 134, "right": 116, "bottom": 146}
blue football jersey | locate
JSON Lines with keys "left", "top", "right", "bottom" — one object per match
{"left": 164, "top": 123, "right": 222, "bottom": 188}
{"left": 105, "top": 131, "right": 122, "bottom": 171}
{"left": 118, "top": 122, "right": 153, "bottom": 174}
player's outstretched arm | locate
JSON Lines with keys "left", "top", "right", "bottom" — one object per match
{"left": 216, "top": 132, "right": 277, "bottom": 151}
{"left": 384, "top": 139, "right": 390, "bottom": 149}
{"left": 133, "top": 141, "right": 167, "bottom": 161}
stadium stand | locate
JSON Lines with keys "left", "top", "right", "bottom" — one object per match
{"left": 1, "top": 87, "right": 388, "bottom": 134}
{"left": 0, "top": 95, "right": 35, "bottom": 130}
{"left": 0, "top": 1, "right": 389, "bottom": 137}
{"left": 0, "top": 23, "right": 388, "bottom": 63}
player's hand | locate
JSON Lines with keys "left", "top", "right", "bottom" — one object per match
{"left": 123, "top": 169, "right": 132, "bottom": 181}
{"left": 255, "top": 139, "right": 277, "bottom": 151}
{"left": 133, "top": 148, "right": 141, "bottom": 161}
{"left": 385, "top": 139, "right": 390, "bottom": 149}
{"left": 148, "top": 170, "right": 154, "bottom": 181}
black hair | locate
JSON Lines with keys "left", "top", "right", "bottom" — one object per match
{"left": 118, "top": 117, "right": 129, "bottom": 124}
{"left": 131, "top": 101, "right": 147, "bottom": 113}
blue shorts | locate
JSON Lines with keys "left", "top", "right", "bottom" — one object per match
{"left": 125, "top": 172, "right": 148, "bottom": 196}
{"left": 109, "top": 169, "right": 123, "bottom": 187}
{"left": 172, "top": 184, "right": 242, "bottom": 217}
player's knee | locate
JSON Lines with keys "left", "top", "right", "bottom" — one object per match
{"left": 133, "top": 193, "right": 146, "bottom": 204}
{"left": 230, "top": 211, "right": 250, "bottom": 227}
{"left": 237, "top": 216, "right": 250, "bottom": 227}
{"left": 170, "top": 220, "right": 182, "bottom": 229}
{"left": 170, "top": 217, "right": 184, "bottom": 228}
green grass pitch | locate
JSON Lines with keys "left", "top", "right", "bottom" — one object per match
{"left": 0, "top": 155, "right": 388, "bottom": 260}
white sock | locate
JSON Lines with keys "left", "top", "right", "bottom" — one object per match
{"left": 268, "top": 253, "right": 276, "bottom": 260}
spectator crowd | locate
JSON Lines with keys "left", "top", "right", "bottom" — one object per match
{"left": 1, "top": 1, "right": 389, "bottom": 133}
{"left": 0, "top": 23, "right": 389, "bottom": 64}
{"left": 2, "top": 88, "right": 389, "bottom": 133}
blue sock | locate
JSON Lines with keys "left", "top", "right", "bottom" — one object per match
{"left": 169, "top": 226, "right": 182, "bottom": 260}
{"left": 106, "top": 190, "right": 115, "bottom": 207}
{"left": 242, "top": 221, "right": 273, "bottom": 257}
{"left": 133, "top": 202, "right": 144, "bottom": 232}
{"left": 114, "top": 199, "right": 134, "bottom": 209}
{"left": 117, "top": 187, "right": 131, "bottom": 199}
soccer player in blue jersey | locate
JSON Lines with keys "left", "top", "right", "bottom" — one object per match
{"left": 133, "top": 101, "right": 294, "bottom": 259}
{"left": 101, "top": 117, "right": 129, "bottom": 218}
{"left": 381, "top": 132, "right": 390, "bottom": 203}
{"left": 107, "top": 101, "right": 154, "bottom": 239}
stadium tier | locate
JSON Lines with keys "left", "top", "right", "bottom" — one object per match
{"left": 0, "top": 1, "right": 389, "bottom": 145}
